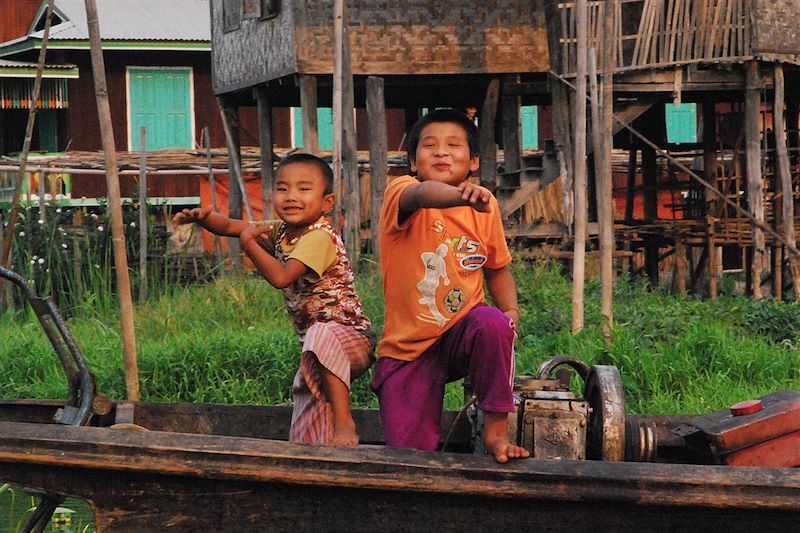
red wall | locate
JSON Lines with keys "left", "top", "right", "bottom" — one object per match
{"left": 0, "top": 0, "right": 40, "bottom": 43}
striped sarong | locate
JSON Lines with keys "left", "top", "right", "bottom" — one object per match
{"left": 289, "top": 322, "right": 375, "bottom": 444}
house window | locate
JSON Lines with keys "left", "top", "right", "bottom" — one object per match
{"left": 260, "top": 0, "right": 280, "bottom": 19}
{"left": 223, "top": 0, "right": 241, "bottom": 32}
{"left": 666, "top": 103, "right": 697, "bottom": 144}
{"left": 521, "top": 105, "right": 539, "bottom": 150}
{"left": 128, "top": 68, "right": 194, "bottom": 151}
{"left": 292, "top": 107, "right": 334, "bottom": 151}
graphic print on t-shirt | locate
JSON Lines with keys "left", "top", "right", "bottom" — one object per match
{"left": 416, "top": 243, "right": 450, "bottom": 326}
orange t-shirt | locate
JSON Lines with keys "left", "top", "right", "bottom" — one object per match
{"left": 378, "top": 175, "right": 512, "bottom": 361}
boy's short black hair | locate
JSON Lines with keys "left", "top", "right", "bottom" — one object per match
{"left": 406, "top": 108, "right": 479, "bottom": 164}
{"left": 275, "top": 152, "right": 334, "bottom": 194}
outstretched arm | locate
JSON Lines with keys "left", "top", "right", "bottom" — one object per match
{"left": 172, "top": 206, "right": 251, "bottom": 237}
{"left": 239, "top": 225, "right": 308, "bottom": 289}
{"left": 398, "top": 181, "right": 491, "bottom": 223}
{"left": 484, "top": 265, "right": 520, "bottom": 333}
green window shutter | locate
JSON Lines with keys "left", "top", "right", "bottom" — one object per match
{"left": 292, "top": 107, "right": 333, "bottom": 151}
{"left": 666, "top": 103, "right": 697, "bottom": 144}
{"left": 129, "top": 69, "right": 192, "bottom": 151}
{"left": 521, "top": 105, "right": 538, "bottom": 150}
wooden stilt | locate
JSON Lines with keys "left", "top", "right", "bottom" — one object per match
{"left": 254, "top": 85, "right": 274, "bottom": 219}
{"left": 625, "top": 136, "right": 637, "bottom": 224}
{"left": 675, "top": 237, "right": 687, "bottom": 295}
{"left": 218, "top": 97, "right": 244, "bottom": 270}
{"left": 703, "top": 100, "right": 718, "bottom": 216}
{"left": 707, "top": 217, "right": 717, "bottom": 300}
{"left": 773, "top": 64, "right": 800, "bottom": 299}
{"left": 366, "top": 76, "right": 387, "bottom": 261}
{"left": 203, "top": 127, "right": 224, "bottom": 265}
{"left": 138, "top": 126, "right": 148, "bottom": 303}
{"left": 745, "top": 61, "right": 765, "bottom": 299}
{"left": 572, "top": 0, "right": 589, "bottom": 334}
{"left": 479, "top": 78, "right": 500, "bottom": 188}
{"left": 599, "top": 0, "right": 616, "bottom": 339}
{"left": 299, "top": 75, "right": 319, "bottom": 155}
{"left": 85, "top": 0, "right": 139, "bottom": 400}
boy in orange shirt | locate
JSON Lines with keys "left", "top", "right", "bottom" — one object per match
{"left": 174, "top": 153, "right": 375, "bottom": 447}
{"left": 372, "top": 108, "right": 529, "bottom": 463}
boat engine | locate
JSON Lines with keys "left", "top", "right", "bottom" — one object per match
{"left": 469, "top": 356, "right": 644, "bottom": 461}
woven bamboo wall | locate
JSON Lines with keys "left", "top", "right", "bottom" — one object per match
{"left": 211, "top": 0, "right": 548, "bottom": 95}
{"left": 752, "top": 0, "right": 800, "bottom": 62}
{"left": 293, "top": 1, "right": 548, "bottom": 76}
{"left": 210, "top": 0, "right": 298, "bottom": 95}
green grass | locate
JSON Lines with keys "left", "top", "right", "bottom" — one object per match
{"left": 1, "top": 258, "right": 798, "bottom": 415}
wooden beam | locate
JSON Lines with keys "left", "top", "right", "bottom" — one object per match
{"left": 599, "top": 0, "right": 616, "bottom": 340}
{"left": 745, "top": 61, "right": 764, "bottom": 299}
{"left": 773, "top": 64, "right": 800, "bottom": 299}
{"left": 572, "top": 0, "right": 589, "bottom": 334}
{"left": 254, "top": 85, "right": 274, "bottom": 219}
{"left": 299, "top": 75, "right": 319, "bottom": 155}
{"left": 366, "top": 76, "right": 387, "bottom": 262}
{"left": 218, "top": 97, "right": 244, "bottom": 270}
{"left": 203, "top": 126, "right": 224, "bottom": 265}
{"left": 479, "top": 78, "right": 500, "bottom": 188}
{"left": 702, "top": 99, "right": 718, "bottom": 216}
{"left": 85, "top": 0, "right": 139, "bottom": 400}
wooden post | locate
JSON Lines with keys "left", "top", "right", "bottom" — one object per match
{"left": 218, "top": 97, "right": 248, "bottom": 271}
{"left": 85, "top": 0, "right": 139, "bottom": 400}
{"left": 625, "top": 137, "right": 637, "bottom": 224}
{"left": 333, "top": 0, "right": 359, "bottom": 261}
{"left": 675, "top": 237, "right": 687, "bottom": 295}
{"left": 773, "top": 64, "right": 800, "bottom": 299}
{"left": 138, "top": 126, "right": 148, "bottom": 303}
{"left": 599, "top": 0, "right": 616, "bottom": 338}
{"left": 254, "top": 85, "right": 274, "bottom": 219}
{"left": 745, "top": 61, "right": 764, "bottom": 299}
{"left": 572, "top": 0, "right": 588, "bottom": 334}
{"left": 703, "top": 100, "right": 718, "bottom": 216}
{"left": 480, "top": 78, "right": 500, "bottom": 188}
{"left": 204, "top": 126, "right": 224, "bottom": 265}
{"left": 299, "top": 75, "right": 319, "bottom": 155}
{"left": 708, "top": 217, "right": 717, "bottom": 300}
{"left": 501, "top": 74, "right": 522, "bottom": 178}
{"left": 366, "top": 76, "right": 387, "bottom": 261}
{"left": 641, "top": 112, "right": 659, "bottom": 287}
{"left": 544, "top": 0, "right": 574, "bottom": 230}
{"left": 0, "top": 0, "right": 54, "bottom": 306}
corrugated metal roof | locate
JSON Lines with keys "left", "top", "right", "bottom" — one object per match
{"left": 30, "top": 0, "right": 210, "bottom": 41}
{"left": 0, "top": 59, "right": 76, "bottom": 70}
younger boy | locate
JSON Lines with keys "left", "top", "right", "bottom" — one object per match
{"left": 372, "top": 108, "right": 529, "bottom": 463}
{"left": 174, "top": 153, "right": 375, "bottom": 447}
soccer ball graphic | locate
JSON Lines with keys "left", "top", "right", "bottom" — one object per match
{"left": 444, "top": 288, "right": 465, "bottom": 313}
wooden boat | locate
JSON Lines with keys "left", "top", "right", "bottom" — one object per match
{"left": 1, "top": 268, "right": 799, "bottom": 532}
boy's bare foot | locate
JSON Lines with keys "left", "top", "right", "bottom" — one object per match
{"left": 329, "top": 424, "right": 359, "bottom": 447}
{"left": 483, "top": 412, "right": 530, "bottom": 463}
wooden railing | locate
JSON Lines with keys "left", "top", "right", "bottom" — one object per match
{"left": 555, "top": 0, "right": 752, "bottom": 75}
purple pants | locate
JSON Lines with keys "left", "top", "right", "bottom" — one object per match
{"left": 371, "top": 305, "right": 516, "bottom": 451}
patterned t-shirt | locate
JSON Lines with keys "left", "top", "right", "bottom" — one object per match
{"left": 256, "top": 218, "right": 372, "bottom": 343}
{"left": 378, "top": 176, "right": 512, "bottom": 361}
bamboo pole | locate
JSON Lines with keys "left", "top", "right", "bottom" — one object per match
{"left": 0, "top": 0, "right": 54, "bottom": 306}
{"left": 254, "top": 85, "right": 274, "bottom": 219}
{"left": 599, "top": 0, "right": 615, "bottom": 339}
{"left": 204, "top": 126, "right": 224, "bottom": 265}
{"left": 340, "top": 2, "right": 360, "bottom": 263}
{"left": 366, "top": 76, "right": 387, "bottom": 262}
{"left": 84, "top": 0, "right": 139, "bottom": 400}
{"left": 332, "top": 0, "right": 344, "bottom": 236}
{"left": 745, "top": 60, "right": 764, "bottom": 299}
{"left": 773, "top": 64, "right": 800, "bottom": 299}
{"left": 218, "top": 98, "right": 254, "bottom": 222}
{"left": 138, "top": 126, "right": 148, "bottom": 303}
{"left": 572, "top": 0, "right": 589, "bottom": 334}
{"left": 299, "top": 75, "right": 319, "bottom": 156}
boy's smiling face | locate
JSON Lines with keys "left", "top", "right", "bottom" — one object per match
{"left": 273, "top": 162, "right": 334, "bottom": 230}
{"left": 410, "top": 121, "right": 480, "bottom": 186}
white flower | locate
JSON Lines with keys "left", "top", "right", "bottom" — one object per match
{"left": 94, "top": 264, "right": 100, "bottom": 269}
{"left": 56, "top": 208, "right": 62, "bottom": 213}
{"left": 46, "top": 268, "right": 50, "bottom": 273}
{"left": 32, "top": 255, "right": 38, "bottom": 260}
{"left": 62, "top": 243, "right": 68, "bottom": 249}
{"left": 90, "top": 213, "right": 98, "bottom": 220}
{"left": 37, "top": 219, "right": 44, "bottom": 225}
{"left": 38, "top": 258, "right": 44, "bottom": 265}
{"left": 97, "top": 226, "right": 104, "bottom": 232}
{"left": 19, "top": 231, "right": 25, "bottom": 237}
{"left": 30, "top": 259, "right": 35, "bottom": 265}
{"left": 129, "top": 222, "right": 136, "bottom": 228}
